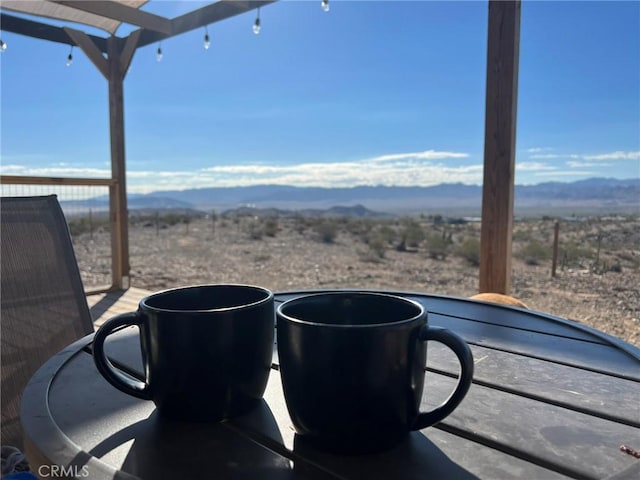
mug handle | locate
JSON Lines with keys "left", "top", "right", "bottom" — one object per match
{"left": 92, "top": 312, "right": 152, "bottom": 400}
{"left": 411, "top": 326, "right": 474, "bottom": 430}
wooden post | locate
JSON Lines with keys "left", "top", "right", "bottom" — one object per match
{"left": 479, "top": 0, "right": 521, "bottom": 294}
{"left": 65, "top": 29, "right": 139, "bottom": 290}
{"left": 107, "top": 37, "right": 130, "bottom": 290}
{"left": 551, "top": 221, "right": 560, "bottom": 277}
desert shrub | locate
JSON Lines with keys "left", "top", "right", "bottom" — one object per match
{"left": 264, "top": 217, "right": 279, "bottom": 237}
{"left": 68, "top": 215, "right": 110, "bottom": 236}
{"left": 616, "top": 251, "right": 640, "bottom": 270}
{"left": 518, "top": 239, "right": 550, "bottom": 266}
{"left": 358, "top": 250, "right": 383, "bottom": 263}
{"left": 377, "top": 224, "right": 397, "bottom": 245}
{"left": 207, "top": 211, "right": 218, "bottom": 232}
{"left": 345, "top": 218, "right": 374, "bottom": 239}
{"left": 367, "top": 234, "right": 387, "bottom": 259}
{"left": 246, "top": 221, "right": 263, "bottom": 240}
{"left": 293, "top": 215, "right": 309, "bottom": 234}
{"left": 362, "top": 223, "right": 396, "bottom": 246}
{"left": 538, "top": 231, "right": 552, "bottom": 243}
{"left": 398, "top": 218, "right": 425, "bottom": 249}
{"left": 513, "top": 228, "right": 535, "bottom": 243}
{"left": 68, "top": 217, "right": 90, "bottom": 236}
{"left": 426, "top": 233, "right": 451, "bottom": 260}
{"left": 314, "top": 220, "right": 338, "bottom": 243}
{"left": 162, "top": 213, "right": 185, "bottom": 226}
{"left": 608, "top": 262, "right": 623, "bottom": 273}
{"left": 561, "top": 241, "right": 593, "bottom": 268}
{"left": 458, "top": 237, "right": 480, "bottom": 266}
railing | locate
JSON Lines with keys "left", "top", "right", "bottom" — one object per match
{"left": 0, "top": 175, "right": 127, "bottom": 293}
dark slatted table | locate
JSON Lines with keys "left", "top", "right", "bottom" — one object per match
{"left": 21, "top": 290, "right": 640, "bottom": 480}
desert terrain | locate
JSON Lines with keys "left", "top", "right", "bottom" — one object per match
{"left": 72, "top": 211, "right": 640, "bottom": 346}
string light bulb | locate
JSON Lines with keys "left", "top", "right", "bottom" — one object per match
{"left": 253, "top": 7, "right": 261, "bottom": 35}
{"left": 0, "top": 39, "right": 6, "bottom": 53}
{"left": 66, "top": 45, "right": 73, "bottom": 67}
{"left": 204, "top": 26, "right": 210, "bottom": 50}
{"left": 321, "top": 0, "right": 330, "bottom": 12}
{"left": 156, "top": 42, "right": 163, "bottom": 62}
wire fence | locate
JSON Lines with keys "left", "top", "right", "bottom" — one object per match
{"left": 1, "top": 180, "right": 114, "bottom": 290}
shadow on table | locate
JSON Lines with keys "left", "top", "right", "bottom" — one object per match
{"left": 89, "top": 400, "right": 293, "bottom": 479}
{"left": 85, "top": 400, "right": 477, "bottom": 479}
{"left": 292, "top": 431, "right": 480, "bottom": 480}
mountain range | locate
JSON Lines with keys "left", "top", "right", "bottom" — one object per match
{"left": 63, "top": 178, "right": 639, "bottom": 217}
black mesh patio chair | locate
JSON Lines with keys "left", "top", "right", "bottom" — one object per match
{"left": 1, "top": 195, "right": 94, "bottom": 449}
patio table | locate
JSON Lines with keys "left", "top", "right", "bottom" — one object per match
{"left": 20, "top": 290, "right": 640, "bottom": 480}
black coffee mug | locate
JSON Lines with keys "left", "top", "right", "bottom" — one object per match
{"left": 93, "top": 284, "right": 275, "bottom": 422}
{"left": 277, "top": 292, "right": 474, "bottom": 454}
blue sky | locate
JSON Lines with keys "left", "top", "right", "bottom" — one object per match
{"left": 1, "top": 0, "right": 639, "bottom": 194}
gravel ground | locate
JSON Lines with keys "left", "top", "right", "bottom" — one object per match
{"left": 74, "top": 215, "right": 640, "bottom": 346}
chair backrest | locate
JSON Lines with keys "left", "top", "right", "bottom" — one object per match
{"left": 1, "top": 195, "right": 94, "bottom": 448}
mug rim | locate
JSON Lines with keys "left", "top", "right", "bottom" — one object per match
{"left": 140, "top": 283, "right": 273, "bottom": 313}
{"left": 277, "top": 291, "right": 425, "bottom": 328}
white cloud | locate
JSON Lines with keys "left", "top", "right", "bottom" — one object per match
{"left": 127, "top": 170, "right": 196, "bottom": 178}
{"left": 520, "top": 150, "right": 639, "bottom": 182}
{"left": 516, "top": 162, "right": 557, "bottom": 171}
{"left": 119, "top": 150, "right": 479, "bottom": 192}
{"left": 529, "top": 150, "right": 639, "bottom": 162}
{"left": 0, "top": 164, "right": 28, "bottom": 174}
{"left": 3, "top": 147, "right": 635, "bottom": 195}
{"left": 191, "top": 150, "right": 476, "bottom": 189}
{"left": 566, "top": 161, "right": 609, "bottom": 168}
{"left": 534, "top": 170, "right": 596, "bottom": 177}
{"left": 197, "top": 159, "right": 481, "bottom": 190}
{"left": 529, "top": 153, "right": 580, "bottom": 160}
{"left": 0, "top": 165, "right": 111, "bottom": 177}
{"left": 526, "top": 147, "right": 554, "bottom": 153}
{"left": 366, "top": 150, "right": 469, "bottom": 163}
{"left": 582, "top": 151, "right": 640, "bottom": 160}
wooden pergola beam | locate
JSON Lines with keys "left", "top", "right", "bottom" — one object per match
{"left": 119, "top": 30, "right": 142, "bottom": 77}
{"left": 63, "top": 27, "right": 109, "bottom": 79}
{"left": 479, "top": 0, "right": 521, "bottom": 294}
{"left": 54, "top": 1, "right": 173, "bottom": 35}
{"left": 0, "top": 13, "right": 108, "bottom": 51}
{"left": 134, "top": 0, "right": 276, "bottom": 48}
{"left": 1, "top": 1, "right": 275, "bottom": 51}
